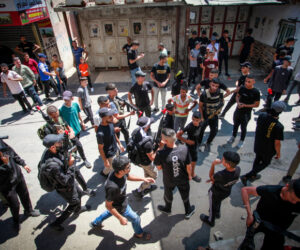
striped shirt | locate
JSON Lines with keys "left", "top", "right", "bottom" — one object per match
{"left": 172, "top": 94, "right": 195, "bottom": 117}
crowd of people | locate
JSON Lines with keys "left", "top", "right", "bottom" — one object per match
{"left": 0, "top": 30, "right": 300, "bottom": 250}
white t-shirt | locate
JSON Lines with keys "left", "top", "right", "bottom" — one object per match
{"left": 1, "top": 71, "right": 24, "bottom": 94}
{"left": 207, "top": 43, "right": 219, "bottom": 61}
{"left": 94, "top": 109, "right": 102, "bottom": 127}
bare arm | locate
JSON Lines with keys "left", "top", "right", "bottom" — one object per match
{"left": 150, "top": 88, "right": 154, "bottom": 105}
{"left": 150, "top": 72, "right": 161, "bottom": 87}
{"left": 241, "top": 186, "right": 259, "bottom": 226}
{"left": 186, "top": 164, "right": 192, "bottom": 180}
{"left": 105, "top": 200, "right": 126, "bottom": 223}
{"left": 239, "top": 43, "right": 244, "bottom": 55}
{"left": 188, "top": 100, "right": 197, "bottom": 111}
{"left": 15, "top": 46, "right": 25, "bottom": 56}
{"left": 2, "top": 82, "right": 7, "bottom": 97}
{"left": 98, "top": 144, "right": 108, "bottom": 163}
{"left": 196, "top": 83, "right": 202, "bottom": 97}
{"left": 128, "top": 174, "right": 155, "bottom": 183}
{"left": 146, "top": 151, "right": 156, "bottom": 162}
{"left": 198, "top": 102, "right": 204, "bottom": 120}
{"left": 275, "top": 140, "right": 281, "bottom": 159}
{"left": 78, "top": 98, "right": 84, "bottom": 111}
{"left": 33, "top": 43, "right": 40, "bottom": 53}
{"left": 176, "top": 130, "right": 195, "bottom": 146}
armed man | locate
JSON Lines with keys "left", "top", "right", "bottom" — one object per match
{"left": 39, "top": 134, "right": 92, "bottom": 231}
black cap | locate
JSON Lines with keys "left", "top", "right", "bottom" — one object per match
{"left": 223, "top": 151, "right": 240, "bottom": 165}
{"left": 212, "top": 78, "right": 220, "bottom": 85}
{"left": 271, "top": 101, "right": 286, "bottom": 113}
{"left": 106, "top": 83, "right": 116, "bottom": 91}
{"left": 192, "top": 31, "right": 197, "bottom": 35}
{"left": 292, "top": 178, "right": 300, "bottom": 199}
{"left": 97, "top": 95, "right": 108, "bottom": 104}
{"left": 99, "top": 108, "right": 115, "bottom": 118}
{"left": 166, "top": 103, "right": 174, "bottom": 111}
{"left": 240, "top": 62, "right": 252, "bottom": 68}
{"left": 286, "top": 37, "right": 296, "bottom": 43}
{"left": 246, "top": 74, "right": 255, "bottom": 79}
{"left": 43, "top": 134, "right": 64, "bottom": 148}
{"left": 192, "top": 111, "right": 201, "bottom": 119}
{"left": 137, "top": 116, "right": 154, "bottom": 128}
{"left": 135, "top": 70, "right": 146, "bottom": 77}
{"left": 201, "top": 30, "right": 207, "bottom": 35}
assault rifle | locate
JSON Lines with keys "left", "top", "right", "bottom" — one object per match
{"left": 62, "top": 130, "right": 77, "bottom": 173}
{"left": 153, "top": 108, "right": 167, "bottom": 151}
{"left": 116, "top": 96, "right": 143, "bottom": 117}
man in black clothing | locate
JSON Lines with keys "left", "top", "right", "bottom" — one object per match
{"left": 264, "top": 50, "right": 287, "bottom": 84}
{"left": 188, "top": 31, "right": 200, "bottom": 52}
{"left": 227, "top": 75, "right": 260, "bottom": 149}
{"left": 239, "top": 178, "right": 300, "bottom": 250}
{"left": 154, "top": 128, "right": 195, "bottom": 219}
{"left": 40, "top": 134, "right": 91, "bottom": 231}
{"left": 122, "top": 36, "right": 132, "bottom": 67}
{"left": 128, "top": 70, "right": 154, "bottom": 117}
{"left": 239, "top": 28, "right": 255, "bottom": 63}
{"left": 171, "top": 70, "right": 185, "bottom": 97}
{"left": 0, "top": 139, "right": 40, "bottom": 230}
{"left": 15, "top": 35, "right": 40, "bottom": 61}
{"left": 220, "top": 62, "right": 252, "bottom": 118}
{"left": 90, "top": 155, "right": 154, "bottom": 240}
{"left": 0, "top": 44, "right": 15, "bottom": 66}
{"left": 162, "top": 103, "right": 175, "bottom": 130}
{"left": 274, "top": 36, "right": 296, "bottom": 61}
{"left": 240, "top": 101, "right": 285, "bottom": 186}
{"left": 199, "top": 30, "right": 210, "bottom": 56}
{"left": 128, "top": 40, "right": 144, "bottom": 86}
{"left": 218, "top": 30, "right": 231, "bottom": 79}
{"left": 200, "top": 151, "right": 240, "bottom": 227}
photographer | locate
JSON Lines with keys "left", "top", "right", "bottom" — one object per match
{"left": 239, "top": 178, "right": 300, "bottom": 250}
{"left": 40, "top": 134, "right": 91, "bottom": 231}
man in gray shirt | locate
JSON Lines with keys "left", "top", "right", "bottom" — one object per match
{"left": 188, "top": 41, "right": 201, "bottom": 87}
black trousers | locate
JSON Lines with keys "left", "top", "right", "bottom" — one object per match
{"left": 245, "top": 154, "right": 273, "bottom": 179}
{"left": 138, "top": 105, "right": 151, "bottom": 118}
{"left": 218, "top": 52, "right": 229, "bottom": 75}
{"left": 266, "top": 91, "right": 282, "bottom": 109}
{"left": 115, "top": 119, "right": 129, "bottom": 145}
{"left": 71, "top": 133, "right": 86, "bottom": 161}
{"left": 221, "top": 93, "right": 237, "bottom": 116}
{"left": 164, "top": 182, "right": 191, "bottom": 213}
{"left": 83, "top": 106, "right": 94, "bottom": 126}
{"left": 2, "top": 173, "right": 33, "bottom": 223}
{"left": 41, "top": 80, "right": 51, "bottom": 98}
{"left": 69, "top": 165, "right": 87, "bottom": 191}
{"left": 34, "top": 73, "right": 43, "bottom": 92}
{"left": 232, "top": 109, "right": 251, "bottom": 141}
{"left": 198, "top": 115, "right": 219, "bottom": 144}
{"left": 54, "top": 184, "right": 81, "bottom": 225}
{"left": 239, "top": 219, "right": 285, "bottom": 250}
{"left": 240, "top": 50, "right": 249, "bottom": 64}
{"left": 208, "top": 189, "right": 228, "bottom": 223}
{"left": 12, "top": 91, "right": 32, "bottom": 112}
{"left": 188, "top": 67, "right": 198, "bottom": 86}
{"left": 87, "top": 76, "right": 93, "bottom": 89}
{"left": 60, "top": 77, "right": 68, "bottom": 91}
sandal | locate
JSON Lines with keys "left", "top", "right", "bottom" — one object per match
{"left": 134, "top": 231, "right": 151, "bottom": 240}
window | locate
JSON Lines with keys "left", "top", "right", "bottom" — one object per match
{"left": 274, "top": 20, "right": 296, "bottom": 48}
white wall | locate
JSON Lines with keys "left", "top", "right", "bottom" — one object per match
{"left": 250, "top": 4, "right": 300, "bottom": 69}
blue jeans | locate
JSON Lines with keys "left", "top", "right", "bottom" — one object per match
{"left": 92, "top": 204, "right": 143, "bottom": 235}
{"left": 130, "top": 67, "right": 141, "bottom": 86}
{"left": 24, "top": 85, "right": 43, "bottom": 106}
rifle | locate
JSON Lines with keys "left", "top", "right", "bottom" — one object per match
{"left": 0, "top": 136, "right": 8, "bottom": 140}
{"left": 153, "top": 108, "right": 167, "bottom": 151}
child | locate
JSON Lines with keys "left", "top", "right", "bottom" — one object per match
{"left": 77, "top": 77, "right": 94, "bottom": 128}
{"left": 59, "top": 90, "right": 92, "bottom": 168}
{"left": 79, "top": 57, "right": 94, "bottom": 92}
{"left": 177, "top": 111, "right": 202, "bottom": 182}
{"left": 167, "top": 51, "right": 175, "bottom": 70}
{"left": 162, "top": 103, "right": 175, "bottom": 130}
{"left": 200, "top": 151, "right": 240, "bottom": 227}
{"left": 57, "top": 60, "right": 68, "bottom": 91}
{"left": 202, "top": 51, "right": 219, "bottom": 80}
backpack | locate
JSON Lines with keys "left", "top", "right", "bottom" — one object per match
{"left": 127, "top": 128, "right": 152, "bottom": 165}
{"left": 37, "top": 153, "right": 63, "bottom": 192}
{"left": 37, "top": 124, "right": 53, "bottom": 140}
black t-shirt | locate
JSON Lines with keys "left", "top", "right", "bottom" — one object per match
{"left": 237, "top": 74, "right": 248, "bottom": 87}
{"left": 219, "top": 36, "right": 231, "bottom": 54}
{"left": 199, "top": 78, "right": 228, "bottom": 91}
{"left": 237, "top": 86, "right": 260, "bottom": 113}
{"left": 272, "top": 58, "right": 283, "bottom": 69}
{"left": 96, "top": 123, "right": 118, "bottom": 158}
{"left": 199, "top": 37, "right": 210, "bottom": 56}
{"left": 154, "top": 144, "right": 190, "bottom": 186}
{"left": 105, "top": 172, "right": 128, "bottom": 213}
{"left": 128, "top": 49, "right": 138, "bottom": 70}
{"left": 276, "top": 44, "right": 294, "bottom": 59}
{"left": 18, "top": 41, "right": 36, "bottom": 59}
{"left": 151, "top": 63, "right": 170, "bottom": 88}
{"left": 132, "top": 128, "right": 153, "bottom": 166}
{"left": 188, "top": 37, "right": 200, "bottom": 50}
{"left": 254, "top": 113, "right": 284, "bottom": 157}
{"left": 182, "top": 122, "right": 201, "bottom": 144}
{"left": 171, "top": 79, "right": 182, "bottom": 96}
{"left": 211, "top": 167, "right": 241, "bottom": 197}
{"left": 256, "top": 185, "right": 300, "bottom": 229}
{"left": 129, "top": 81, "right": 152, "bottom": 108}
{"left": 122, "top": 44, "right": 132, "bottom": 54}
{"left": 162, "top": 113, "right": 174, "bottom": 130}
{"left": 241, "top": 36, "right": 254, "bottom": 53}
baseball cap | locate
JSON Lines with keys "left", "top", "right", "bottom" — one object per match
{"left": 63, "top": 90, "right": 73, "bottom": 100}
{"left": 106, "top": 83, "right": 116, "bottom": 91}
{"left": 99, "top": 108, "right": 115, "bottom": 118}
{"left": 240, "top": 62, "right": 252, "bottom": 68}
{"left": 271, "top": 101, "right": 286, "bottom": 113}
{"left": 38, "top": 53, "right": 47, "bottom": 58}
{"left": 43, "top": 134, "right": 64, "bottom": 148}
{"left": 135, "top": 70, "right": 146, "bottom": 77}
{"left": 292, "top": 178, "right": 300, "bottom": 199}
{"left": 286, "top": 37, "right": 296, "bottom": 43}
{"left": 192, "top": 111, "right": 201, "bottom": 119}
{"left": 166, "top": 103, "right": 174, "bottom": 111}
{"left": 223, "top": 151, "right": 240, "bottom": 165}
{"left": 137, "top": 116, "right": 154, "bottom": 128}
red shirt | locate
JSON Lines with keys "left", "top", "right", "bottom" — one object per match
{"left": 23, "top": 58, "right": 38, "bottom": 74}
{"left": 203, "top": 59, "right": 218, "bottom": 79}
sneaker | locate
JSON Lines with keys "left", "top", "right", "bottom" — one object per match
{"left": 143, "top": 185, "right": 157, "bottom": 195}
{"left": 236, "top": 140, "right": 244, "bottom": 149}
{"left": 192, "top": 175, "right": 201, "bottom": 183}
{"left": 240, "top": 175, "right": 248, "bottom": 186}
{"left": 50, "top": 222, "right": 64, "bottom": 231}
{"left": 282, "top": 175, "right": 292, "bottom": 183}
{"left": 89, "top": 222, "right": 103, "bottom": 229}
{"left": 152, "top": 108, "right": 159, "bottom": 113}
{"left": 157, "top": 205, "right": 171, "bottom": 215}
{"left": 46, "top": 97, "right": 54, "bottom": 102}
{"left": 200, "top": 214, "right": 215, "bottom": 227}
{"left": 132, "top": 189, "right": 143, "bottom": 199}
{"left": 249, "top": 174, "right": 261, "bottom": 182}
{"left": 215, "top": 211, "right": 221, "bottom": 219}
{"left": 24, "top": 209, "right": 40, "bottom": 217}
{"left": 84, "top": 160, "right": 92, "bottom": 169}
{"left": 100, "top": 170, "right": 108, "bottom": 178}
{"left": 204, "top": 142, "right": 211, "bottom": 151}
{"left": 83, "top": 188, "right": 96, "bottom": 197}
{"left": 227, "top": 136, "right": 235, "bottom": 144}
{"left": 91, "top": 88, "right": 94, "bottom": 93}
{"left": 185, "top": 205, "right": 195, "bottom": 219}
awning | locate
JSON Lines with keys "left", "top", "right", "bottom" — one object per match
{"left": 184, "top": 0, "right": 282, "bottom": 6}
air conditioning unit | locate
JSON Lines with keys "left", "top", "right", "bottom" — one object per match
{"left": 65, "top": 0, "right": 87, "bottom": 6}
{"left": 125, "top": 0, "right": 144, "bottom": 3}
{"left": 95, "top": 0, "right": 114, "bottom": 4}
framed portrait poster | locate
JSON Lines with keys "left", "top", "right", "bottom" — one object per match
{"left": 161, "top": 20, "right": 171, "bottom": 35}
{"left": 118, "top": 20, "right": 129, "bottom": 37}
{"left": 133, "top": 22, "right": 142, "bottom": 35}
{"left": 89, "top": 23, "right": 100, "bottom": 38}
{"left": 104, "top": 23, "right": 113, "bottom": 36}
{"left": 147, "top": 20, "right": 157, "bottom": 36}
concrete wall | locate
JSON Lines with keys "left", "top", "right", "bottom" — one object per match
{"left": 249, "top": 3, "right": 300, "bottom": 71}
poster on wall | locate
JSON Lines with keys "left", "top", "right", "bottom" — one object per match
{"left": 104, "top": 23, "right": 113, "bottom": 36}
{"left": 224, "top": 23, "right": 234, "bottom": 38}
{"left": 147, "top": 20, "right": 157, "bottom": 36}
{"left": 89, "top": 23, "right": 100, "bottom": 38}
{"left": 236, "top": 23, "right": 246, "bottom": 40}
{"left": 238, "top": 6, "right": 249, "bottom": 22}
{"left": 189, "top": 25, "right": 198, "bottom": 36}
{"left": 212, "top": 24, "right": 222, "bottom": 38}
{"left": 201, "top": 7, "right": 212, "bottom": 23}
{"left": 189, "top": 8, "right": 198, "bottom": 24}
{"left": 118, "top": 21, "right": 129, "bottom": 37}
{"left": 254, "top": 17, "right": 260, "bottom": 28}
{"left": 200, "top": 25, "right": 210, "bottom": 36}
{"left": 0, "top": 13, "right": 12, "bottom": 25}
{"left": 161, "top": 20, "right": 171, "bottom": 35}
{"left": 214, "top": 7, "right": 225, "bottom": 23}
{"left": 226, "top": 6, "right": 237, "bottom": 22}
{"left": 133, "top": 22, "right": 142, "bottom": 35}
